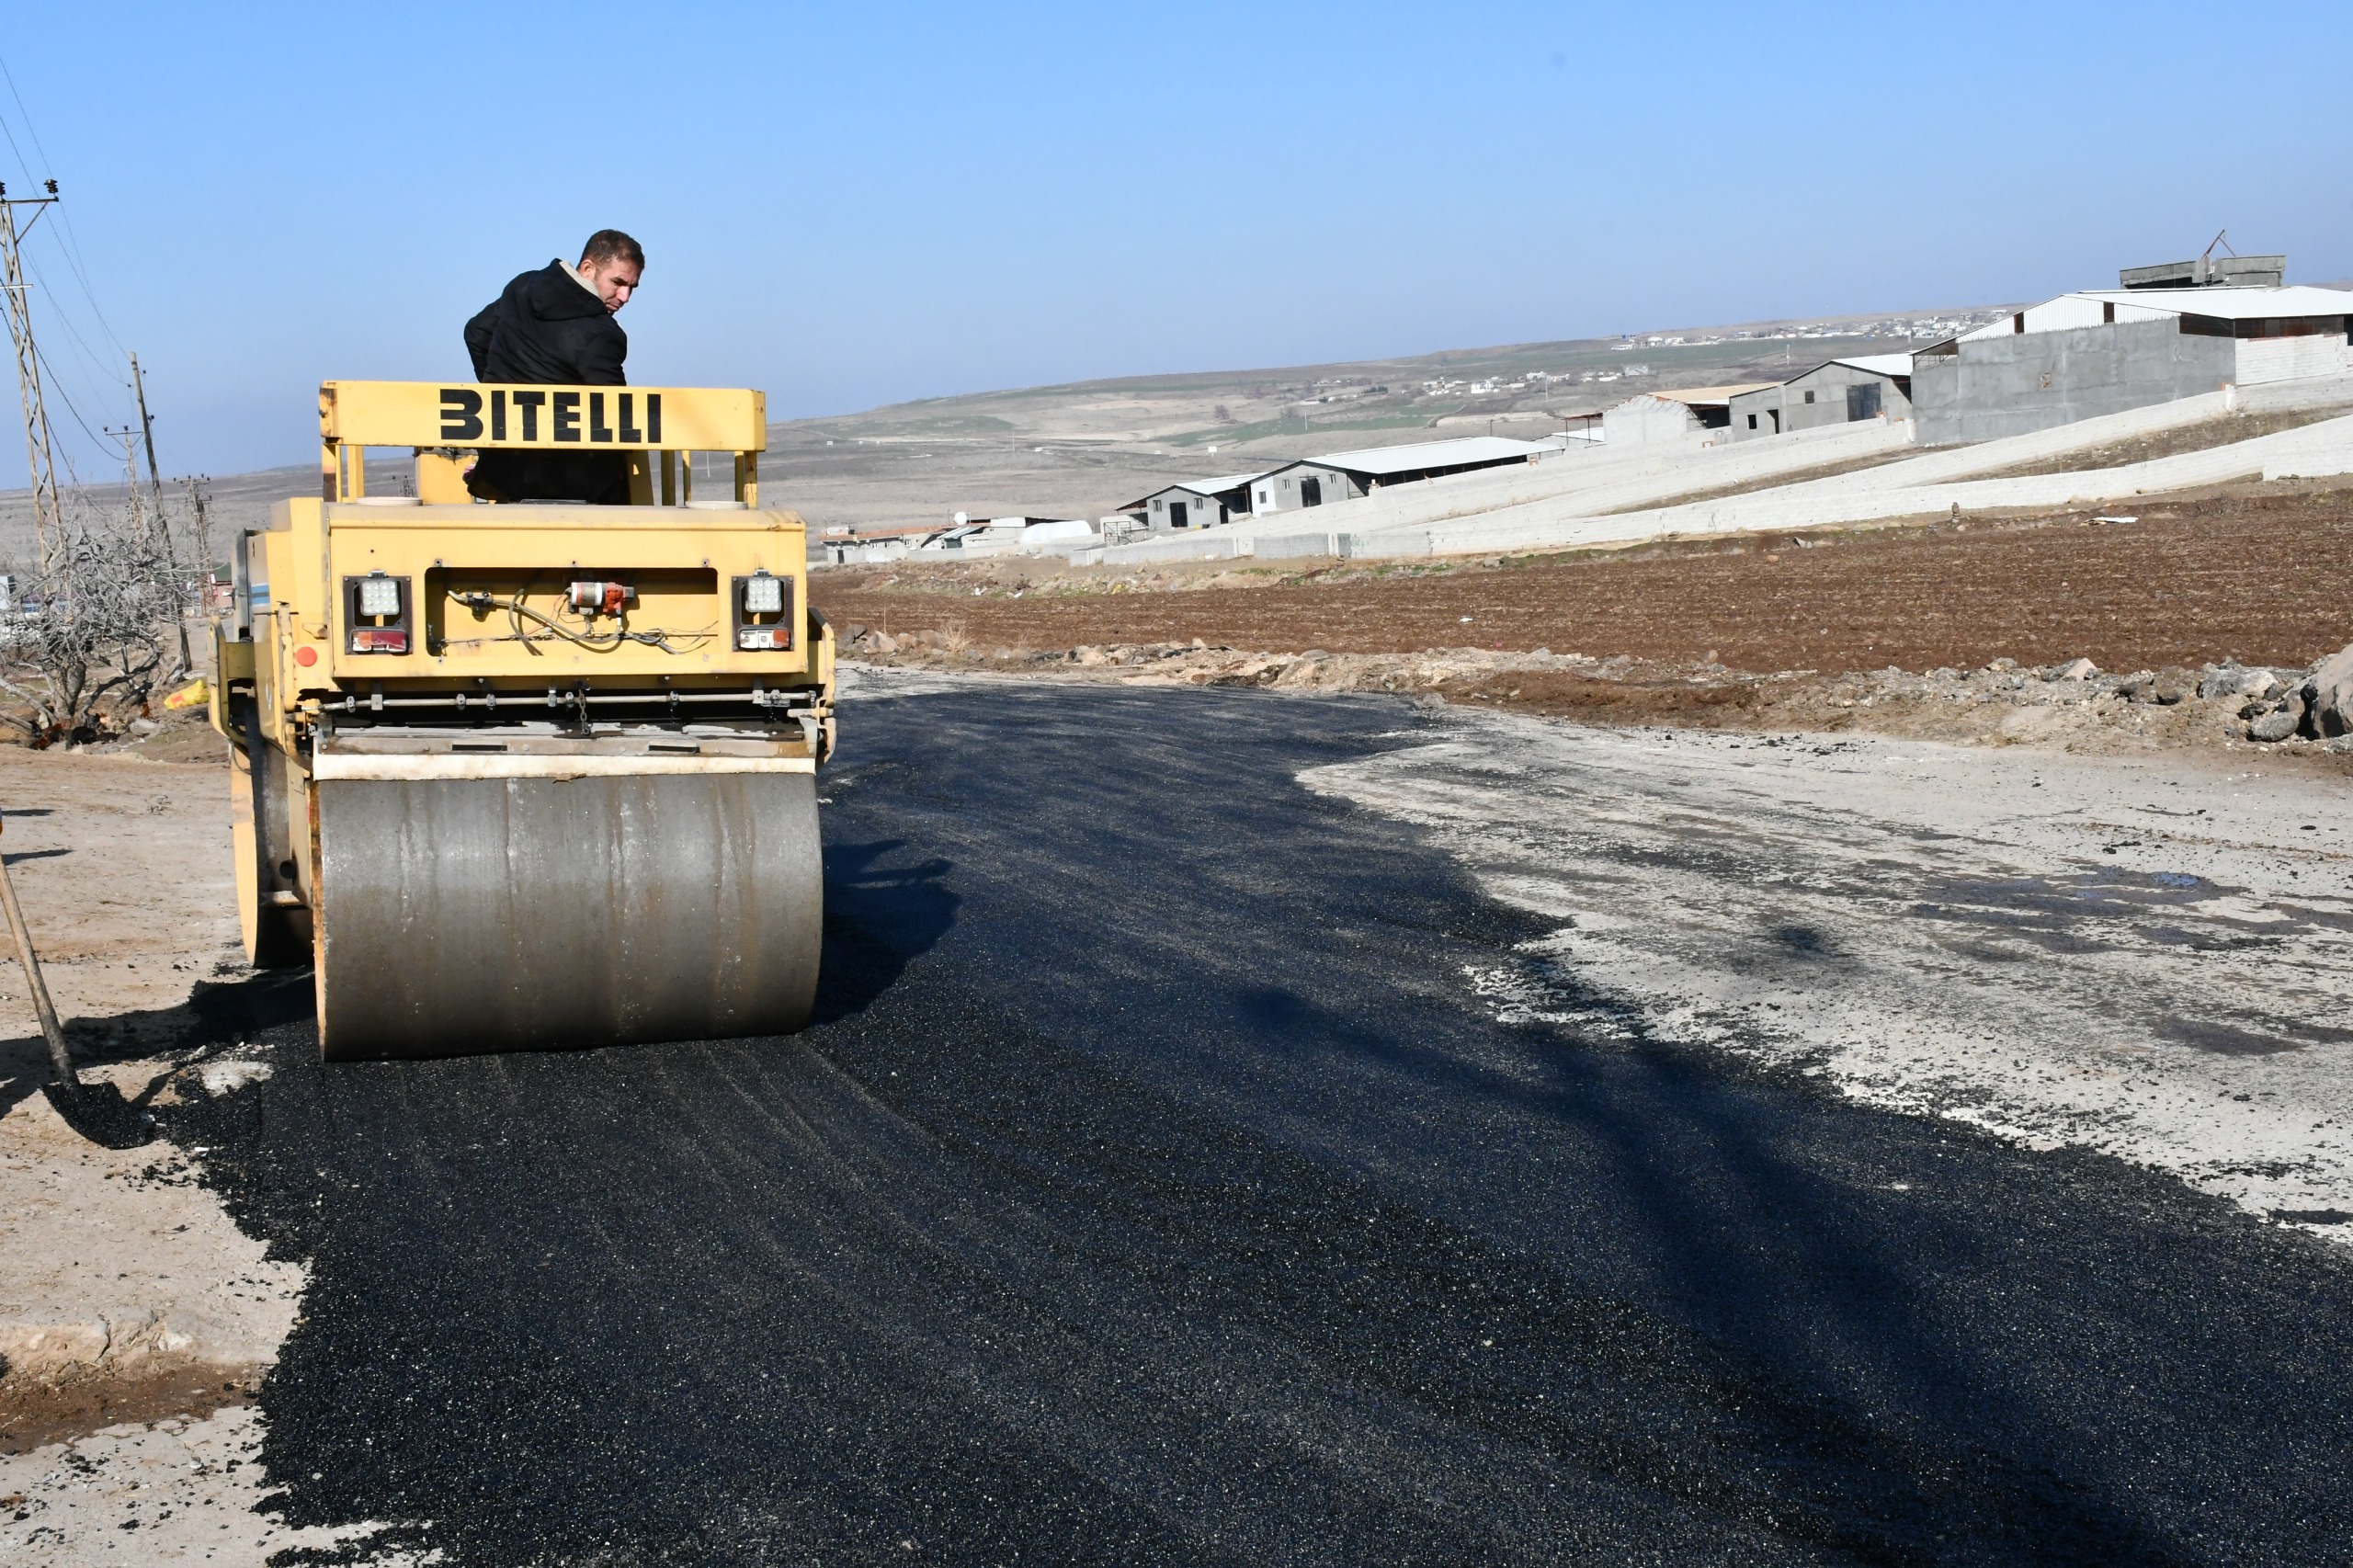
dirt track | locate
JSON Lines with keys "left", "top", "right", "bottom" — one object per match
{"left": 812, "top": 484, "right": 2353, "bottom": 676}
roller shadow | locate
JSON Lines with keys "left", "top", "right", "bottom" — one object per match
{"left": 811, "top": 839, "right": 959, "bottom": 1026}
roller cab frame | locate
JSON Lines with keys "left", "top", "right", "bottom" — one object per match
{"left": 210, "top": 381, "right": 835, "bottom": 1060}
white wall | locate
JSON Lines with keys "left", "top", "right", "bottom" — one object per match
{"left": 2235, "top": 333, "right": 2353, "bottom": 385}
{"left": 1601, "top": 396, "right": 1702, "bottom": 446}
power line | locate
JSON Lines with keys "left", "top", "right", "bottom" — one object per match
{"left": 23, "top": 250, "right": 129, "bottom": 411}
{"left": 0, "top": 51, "right": 129, "bottom": 379}
{"left": 33, "top": 340, "right": 114, "bottom": 449}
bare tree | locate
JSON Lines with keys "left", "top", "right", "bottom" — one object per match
{"left": 0, "top": 486, "right": 184, "bottom": 745}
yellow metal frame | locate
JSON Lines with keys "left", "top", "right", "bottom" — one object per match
{"left": 317, "top": 381, "right": 767, "bottom": 506}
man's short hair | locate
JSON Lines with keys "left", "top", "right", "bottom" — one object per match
{"left": 580, "top": 229, "right": 645, "bottom": 270}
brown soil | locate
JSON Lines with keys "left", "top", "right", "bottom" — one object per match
{"left": 1968, "top": 407, "right": 2351, "bottom": 480}
{"left": 813, "top": 483, "right": 2353, "bottom": 675}
{"left": 0, "top": 1365, "right": 258, "bottom": 1457}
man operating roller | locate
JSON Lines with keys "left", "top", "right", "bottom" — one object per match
{"left": 462, "top": 229, "right": 644, "bottom": 505}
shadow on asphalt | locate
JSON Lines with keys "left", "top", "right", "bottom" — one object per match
{"left": 813, "top": 837, "right": 958, "bottom": 1026}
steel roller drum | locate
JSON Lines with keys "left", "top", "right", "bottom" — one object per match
{"left": 314, "top": 770, "right": 822, "bottom": 1060}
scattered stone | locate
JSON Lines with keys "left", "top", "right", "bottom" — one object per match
{"left": 1988, "top": 657, "right": 2019, "bottom": 672}
{"left": 2052, "top": 657, "right": 2098, "bottom": 681}
{"left": 2200, "top": 663, "right": 2279, "bottom": 702}
{"left": 2305, "top": 642, "right": 2353, "bottom": 739}
{"left": 2250, "top": 692, "right": 2306, "bottom": 743}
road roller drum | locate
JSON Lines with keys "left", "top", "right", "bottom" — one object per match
{"left": 209, "top": 380, "right": 835, "bottom": 1060}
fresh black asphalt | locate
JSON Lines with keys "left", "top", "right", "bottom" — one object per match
{"left": 163, "top": 681, "right": 2353, "bottom": 1565}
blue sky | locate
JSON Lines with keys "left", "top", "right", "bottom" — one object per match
{"left": 3, "top": 2, "right": 2349, "bottom": 476}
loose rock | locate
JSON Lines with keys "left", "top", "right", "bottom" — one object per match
{"left": 2250, "top": 693, "right": 2306, "bottom": 743}
{"left": 2306, "top": 642, "right": 2353, "bottom": 739}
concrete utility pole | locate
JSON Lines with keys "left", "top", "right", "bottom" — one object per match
{"left": 0, "top": 179, "right": 63, "bottom": 574}
{"left": 129, "top": 353, "right": 192, "bottom": 668}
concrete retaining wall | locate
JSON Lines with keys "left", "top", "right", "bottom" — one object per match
{"left": 1099, "top": 530, "right": 1251, "bottom": 564}
{"left": 1256, "top": 530, "right": 1434, "bottom": 561}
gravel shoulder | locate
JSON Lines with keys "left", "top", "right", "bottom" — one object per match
{"left": 0, "top": 725, "right": 338, "bottom": 1562}
{"left": 1298, "top": 704, "right": 2353, "bottom": 1244}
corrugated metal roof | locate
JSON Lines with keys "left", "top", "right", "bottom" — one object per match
{"left": 1176, "top": 472, "right": 1267, "bottom": 494}
{"left": 2077, "top": 285, "right": 2353, "bottom": 320}
{"left": 1827, "top": 353, "right": 1915, "bottom": 378}
{"left": 1961, "top": 286, "right": 2353, "bottom": 341}
{"left": 1642, "top": 383, "right": 1778, "bottom": 408}
{"left": 1308, "top": 436, "right": 1552, "bottom": 475}
{"left": 1119, "top": 472, "right": 1270, "bottom": 511}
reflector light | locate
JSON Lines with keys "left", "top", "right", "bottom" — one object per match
{"left": 737, "top": 627, "right": 790, "bottom": 651}
{"left": 348, "top": 628, "right": 410, "bottom": 654}
{"left": 742, "top": 574, "right": 784, "bottom": 614}
{"left": 356, "top": 574, "right": 402, "bottom": 617}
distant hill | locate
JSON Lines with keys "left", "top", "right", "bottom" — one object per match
{"left": 0, "top": 300, "right": 2016, "bottom": 554}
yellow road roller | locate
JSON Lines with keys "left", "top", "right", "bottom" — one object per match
{"left": 209, "top": 381, "right": 834, "bottom": 1061}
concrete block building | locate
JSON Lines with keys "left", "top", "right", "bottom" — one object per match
{"left": 1123, "top": 472, "right": 1262, "bottom": 531}
{"left": 1725, "top": 355, "right": 1914, "bottom": 441}
{"left": 1246, "top": 461, "right": 1366, "bottom": 515}
{"left": 1913, "top": 283, "right": 2351, "bottom": 444}
{"left": 1600, "top": 386, "right": 1770, "bottom": 445}
{"left": 1250, "top": 437, "right": 1552, "bottom": 514}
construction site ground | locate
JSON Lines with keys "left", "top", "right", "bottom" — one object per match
{"left": 0, "top": 677, "right": 2347, "bottom": 1557}
{"left": 0, "top": 475, "right": 2344, "bottom": 1558}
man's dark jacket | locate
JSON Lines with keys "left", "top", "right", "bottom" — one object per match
{"left": 461, "top": 260, "right": 631, "bottom": 505}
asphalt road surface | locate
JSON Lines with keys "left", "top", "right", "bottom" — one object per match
{"left": 166, "top": 679, "right": 2353, "bottom": 1565}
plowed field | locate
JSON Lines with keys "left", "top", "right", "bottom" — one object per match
{"left": 813, "top": 485, "right": 2353, "bottom": 674}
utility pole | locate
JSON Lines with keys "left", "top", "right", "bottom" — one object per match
{"left": 128, "top": 353, "right": 192, "bottom": 668}
{"left": 0, "top": 179, "right": 63, "bottom": 575}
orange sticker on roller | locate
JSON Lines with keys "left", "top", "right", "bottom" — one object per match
{"left": 294, "top": 645, "right": 318, "bottom": 666}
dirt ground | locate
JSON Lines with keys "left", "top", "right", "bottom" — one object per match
{"left": 0, "top": 717, "right": 349, "bottom": 1562}
{"left": 0, "top": 717, "right": 279, "bottom": 1441}
{"left": 812, "top": 482, "right": 2353, "bottom": 679}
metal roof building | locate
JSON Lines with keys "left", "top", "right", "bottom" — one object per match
{"left": 1245, "top": 437, "right": 1556, "bottom": 516}
{"left": 1120, "top": 471, "right": 1267, "bottom": 531}
{"left": 1915, "top": 279, "right": 2351, "bottom": 443}
{"left": 1949, "top": 286, "right": 2353, "bottom": 344}
{"left": 1308, "top": 436, "right": 1555, "bottom": 482}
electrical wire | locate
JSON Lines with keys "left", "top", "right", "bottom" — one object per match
{"left": 449, "top": 589, "right": 714, "bottom": 655}
{"left": 0, "top": 51, "right": 123, "bottom": 358}
{"left": 32, "top": 340, "right": 118, "bottom": 452}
